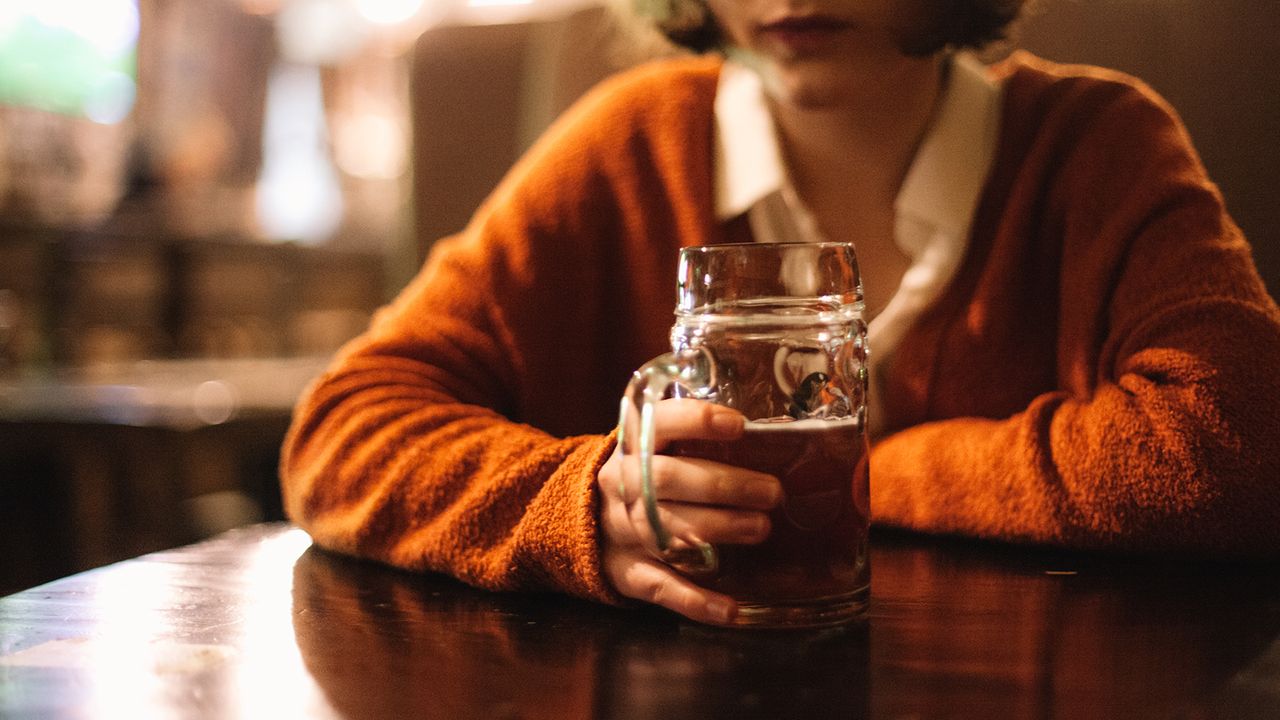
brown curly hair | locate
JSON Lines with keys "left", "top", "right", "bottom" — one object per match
{"left": 633, "top": 0, "right": 1030, "bottom": 56}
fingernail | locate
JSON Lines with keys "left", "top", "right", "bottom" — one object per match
{"left": 710, "top": 409, "right": 743, "bottom": 435}
{"left": 706, "top": 597, "right": 735, "bottom": 623}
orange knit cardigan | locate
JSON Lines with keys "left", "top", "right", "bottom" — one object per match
{"left": 281, "top": 52, "right": 1280, "bottom": 603}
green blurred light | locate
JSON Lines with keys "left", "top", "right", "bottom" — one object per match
{"left": 0, "top": 2, "right": 139, "bottom": 123}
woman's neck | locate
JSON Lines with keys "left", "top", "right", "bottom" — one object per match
{"left": 764, "top": 52, "right": 948, "bottom": 319}
{"left": 768, "top": 53, "right": 948, "bottom": 214}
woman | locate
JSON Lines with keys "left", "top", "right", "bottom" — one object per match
{"left": 280, "top": 0, "right": 1280, "bottom": 625}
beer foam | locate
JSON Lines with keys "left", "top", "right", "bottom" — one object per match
{"left": 743, "top": 416, "right": 859, "bottom": 431}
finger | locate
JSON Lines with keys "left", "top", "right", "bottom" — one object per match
{"left": 651, "top": 399, "right": 745, "bottom": 449}
{"left": 629, "top": 500, "right": 772, "bottom": 546}
{"left": 610, "top": 556, "right": 737, "bottom": 625}
{"left": 647, "top": 455, "right": 782, "bottom": 510}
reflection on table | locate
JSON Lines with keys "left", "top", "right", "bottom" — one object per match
{"left": 3, "top": 523, "right": 1279, "bottom": 718}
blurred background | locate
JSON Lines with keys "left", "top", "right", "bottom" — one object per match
{"left": 0, "top": 0, "right": 1276, "bottom": 593}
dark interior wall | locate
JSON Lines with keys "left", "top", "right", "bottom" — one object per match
{"left": 409, "top": 8, "right": 633, "bottom": 262}
{"left": 1016, "top": 0, "right": 1280, "bottom": 296}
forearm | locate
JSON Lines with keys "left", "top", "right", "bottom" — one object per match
{"left": 870, "top": 305, "right": 1280, "bottom": 559}
{"left": 281, "top": 356, "right": 620, "bottom": 602}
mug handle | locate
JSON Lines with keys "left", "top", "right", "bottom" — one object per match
{"left": 617, "top": 347, "right": 719, "bottom": 573}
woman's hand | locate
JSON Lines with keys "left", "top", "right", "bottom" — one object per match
{"left": 596, "top": 399, "right": 783, "bottom": 624}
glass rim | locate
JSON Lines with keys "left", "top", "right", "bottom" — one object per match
{"left": 680, "top": 241, "right": 857, "bottom": 254}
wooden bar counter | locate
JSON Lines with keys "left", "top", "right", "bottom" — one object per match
{"left": 3, "top": 523, "right": 1278, "bottom": 718}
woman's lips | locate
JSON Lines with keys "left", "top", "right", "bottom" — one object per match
{"left": 757, "top": 16, "right": 855, "bottom": 54}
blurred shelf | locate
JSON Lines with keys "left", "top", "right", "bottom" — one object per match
{"left": 0, "top": 355, "right": 328, "bottom": 428}
{"left": 0, "top": 355, "right": 331, "bottom": 594}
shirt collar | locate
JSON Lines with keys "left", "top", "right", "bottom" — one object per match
{"left": 712, "top": 52, "right": 1002, "bottom": 239}
{"left": 713, "top": 60, "right": 785, "bottom": 222}
{"left": 895, "top": 52, "right": 1003, "bottom": 239}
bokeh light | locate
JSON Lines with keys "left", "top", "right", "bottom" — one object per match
{"left": 0, "top": 0, "right": 138, "bottom": 123}
{"left": 27, "top": 0, "right": 139, "bottom": 58}
{"left": 334, "top": 112, "right": 408, "bottom": 179}
{"left": 355, "top": 0, "right": 425, "bottom": 26}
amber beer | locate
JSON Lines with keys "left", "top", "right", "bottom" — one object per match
{"left": 668, "top": 416, "right": 870, "bottom": 624}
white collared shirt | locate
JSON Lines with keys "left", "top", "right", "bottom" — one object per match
{"left": 713, "top": 52, "right": 1004, "bottom": 434}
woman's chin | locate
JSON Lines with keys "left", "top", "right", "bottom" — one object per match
{"left": 760, "top": 64, "right": 859, "bottom": 111}
{"left": 755, "top": 49, "right": 940, "bottom": 113}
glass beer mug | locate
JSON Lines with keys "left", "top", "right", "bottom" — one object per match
{"left": 619, "top": 242, "right": 870, "bottom": 628}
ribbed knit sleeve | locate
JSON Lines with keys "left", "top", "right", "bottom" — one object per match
{"left": 280, "top": 58, "right": 722, "bottom": 601}
{"left": 869, "top": 56, "right": 1280, "bottom": 559}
